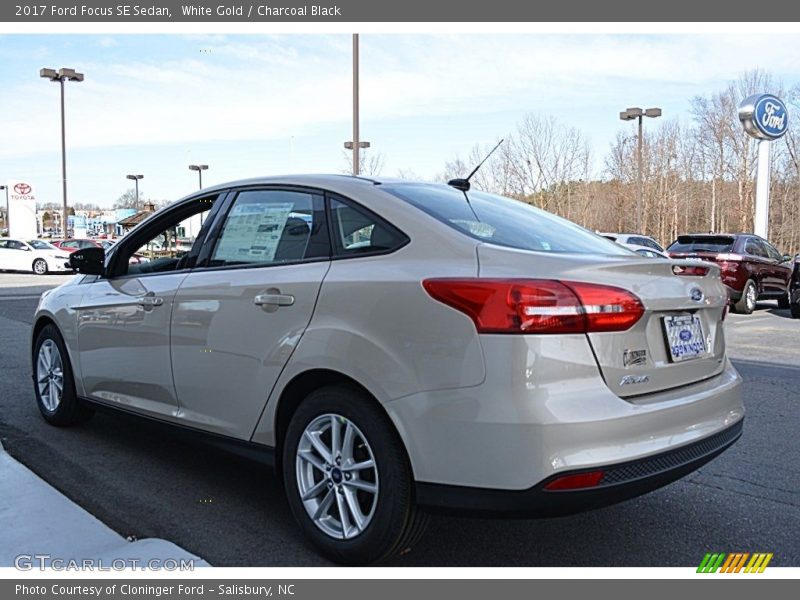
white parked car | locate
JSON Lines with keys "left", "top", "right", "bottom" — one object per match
{"left": 32, "top": 176, "right": 743, "bottom": 564}
{"left": 0, "top": 238, "right": 72, "bottom": 274}
{"left": 627, "top": 244, "right": 670, "bottom": 259}
{"left": 599, "top": 232, "right": 666, "bottom": 254}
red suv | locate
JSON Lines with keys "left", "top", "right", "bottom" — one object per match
{"left": 52, "top": 238, "right": 103, "bottom": 253}
{"left": 667, "top": 233, "right": 793, "bottom": 314}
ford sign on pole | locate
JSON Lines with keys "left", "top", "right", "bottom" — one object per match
{"left": 739, "top": 94, "right": 789, "bottom": 140}
{"left": 739, "top": 94, "right": 789, "bottom": 239}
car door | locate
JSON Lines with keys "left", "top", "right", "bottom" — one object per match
{"left": 74, "top": 195, "right": 221, "bottom": 419}
{"left": 743, "top": 237, "right": 770, "bottom": 294}
{"left": 761, "top": 239, "right": 792, "bottom": 294}
{"left": 170, "top": 188, "right": 330, "bottom": 439}
{"left": 0, "top": 240, "right": 14, "bottom": 269}
{"left": 5, "top": 240, "right": 32, "bottom": 271}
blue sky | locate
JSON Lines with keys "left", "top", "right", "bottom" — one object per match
{"left": 1, "top": 33, "right": 800, "bottom": 208}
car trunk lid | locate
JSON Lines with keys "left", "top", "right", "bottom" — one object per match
{"left": 477, "top": 244, "right": 729, "bottom": 398}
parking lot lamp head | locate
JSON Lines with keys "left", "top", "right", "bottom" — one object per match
{"left": 126, "top": 174, "right": 144, "bottom": 211}
{"left": 189, "top": 164, "right": 209, "bottom": 189}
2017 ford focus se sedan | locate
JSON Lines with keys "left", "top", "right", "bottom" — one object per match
{"left": 31, "top": 175, "right": 744, "bottom": 565}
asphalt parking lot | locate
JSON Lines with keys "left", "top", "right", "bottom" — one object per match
{"left": 0, "top": 273, "right": 798, "bottom": 567}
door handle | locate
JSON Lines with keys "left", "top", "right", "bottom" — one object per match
{"left": 254, "top": 293, "right": 295, "bottom": 307}
{"left": 137, "top": 295, "right": 164, "bottom": 308}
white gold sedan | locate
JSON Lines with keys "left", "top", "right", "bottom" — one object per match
{"left": 30, "top": 175, "right": 744, "bottom": 565}
{"left": 0, "top": 239, "right": 72, "bottom": 275}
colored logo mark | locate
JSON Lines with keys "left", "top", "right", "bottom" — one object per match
{"left": 697, "top": 552, "right": 773, "bottom": 573}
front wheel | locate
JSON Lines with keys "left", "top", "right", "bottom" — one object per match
{"left": 33, "top": 324, "right": 93, "bottom": 426}
{"left": 282, "top": 385, "right": 428, "bottom": 565}
{"left": 32, "top": 258, "right": 48, "bottom": 275}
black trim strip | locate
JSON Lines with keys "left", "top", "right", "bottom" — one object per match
{"left": 79, "top": 396, "right": 275, "bottom": 467}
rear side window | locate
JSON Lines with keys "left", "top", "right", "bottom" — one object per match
{"left": 210, "top": 190, "right": 323, "bottom": 267}
{"left": 744, "top": 238, "right": 768, "bottom": 258}
{"left": 328, "top": 195, "right": 408, "bottom": 256}
{"left": 668, "top": 236, "right": 735, "bottom": 254}
{"left": 384, "top": 184, "right": 629, "bottom": 255}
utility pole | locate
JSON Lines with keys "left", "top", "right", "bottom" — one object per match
{"left": 344, "top": 34, "right": 370, "bottom": 175}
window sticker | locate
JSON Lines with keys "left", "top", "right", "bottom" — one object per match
{"left": 213, "top": 202, "right": 294, "bottom": 263}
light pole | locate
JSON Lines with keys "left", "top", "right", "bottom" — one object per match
{"left": 189, "top": 164, "right": 208, "bottom": 189}
{"left": 40, "top": 67, "right": 84, "bottom": 238}
{"left": 0, "top": 185, "right": 8, "bottom": 231}
{"left": 126, "top": 174, "right": 144, "bottom": 210}
{"left": 619, "top": 107, "right": 662, "bottom": 232}
{"left": 344, "top": 34, "right": 370, "bottom": 175}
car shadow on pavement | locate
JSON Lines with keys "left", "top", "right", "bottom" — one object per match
{"left": 766, "top": 307, "right": 795, "bottom": 319}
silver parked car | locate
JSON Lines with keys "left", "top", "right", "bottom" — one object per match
{"left": 31, "top": 175, "right": 744, "bottom": 564}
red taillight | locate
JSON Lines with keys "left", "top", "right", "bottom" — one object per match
{"left": 543, "top": 470, "right": 605, "bottom": 491}
{"left": 422, "top": 279, "right": 644, "bottom": 334}
{"left": 672, "top": 264, "right": 709, "bottom": 276}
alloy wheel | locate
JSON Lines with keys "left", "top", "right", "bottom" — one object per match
{"left": 37, "top": 339, "right": 64, "bottom": 411}
{"left": 746, "top": 284, "right": 757, "bottom": 312}
{"left": 33, "top": 260, "right": 47, "bottom": 275}
{"left": 295, "top": 413, "right": 379, "bottom": 540}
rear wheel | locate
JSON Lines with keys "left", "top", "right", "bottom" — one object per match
{"left": 33, "top": 324, "right": 93, "bottom": 426}
{"left": 733, "top": 279, "right": 757, "bottom": 314}
{"left": 32, "top": 258, "right": 48, "bottom": 275}
{"left": 791, "top": 300, "right": 800, "bottom": 319}
{"left": 282, "top": 385, "right": 428, "bottom": 565}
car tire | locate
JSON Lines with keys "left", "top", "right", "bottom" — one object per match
{"left": 778, "top": 293, "right": 791, "bottom": 309}
{"left": 32, "top": 259, "right": 48, "bottom": 275}
{"left": 791, "top": 301, "right": 800, "bottom": 319}
{"left": 733, "top": 279, "right": 757, "bottom": 315}
{"left": 282, "top": 384, "right": 428, "bottom": 565}
{"left": 33, "top": 324, "right": 94, "bottom": 426}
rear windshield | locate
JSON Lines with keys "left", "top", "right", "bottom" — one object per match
{"left": 383, "top": 184, "right": 630, "bottom": 255}
{"left": 667, "top": 236, "right": 734, "bottom": 254}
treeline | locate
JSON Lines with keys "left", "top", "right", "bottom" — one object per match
{"left": 434, "top": 69, "right": 800, "bottom": 253}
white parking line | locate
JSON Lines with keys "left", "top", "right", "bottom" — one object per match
{"left": 0, "top": 295, "right": 42, "bottom": 300}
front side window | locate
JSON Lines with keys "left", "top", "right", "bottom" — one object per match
{"left": 762, "top": 240, "right": 783, "bottom": 261}
{"left": 116, "top": 196, "right": 216, "bottom": 277}
{"left": 209, "top": 189, "right": 322, "bottom": 267}
{"left": 384, "top": 183, "right": 628, "bottom": 255}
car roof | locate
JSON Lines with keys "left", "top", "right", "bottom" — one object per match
{"left": 180, "top": 174, "right": 452, "bottom": 201}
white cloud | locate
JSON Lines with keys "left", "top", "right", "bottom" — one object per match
{"left": 2, "top": 33, "right": 800, "bottom": 163}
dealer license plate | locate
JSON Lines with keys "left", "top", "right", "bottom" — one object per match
{"left": 663, "top": 314, "right": 707, "bottom": 362}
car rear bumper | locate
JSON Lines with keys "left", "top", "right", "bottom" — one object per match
{"left": 386, "top": 335, "right": 744, "bottom": 493}
{"left": 416, "top": 418, "right": 742, "bottom": 516}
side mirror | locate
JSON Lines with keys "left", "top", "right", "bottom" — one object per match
{"left": 782, "top": 254, "right": 793, "bottom": 263}
{"left": 69, "top": 247, "right": 105, "bottom": 276}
